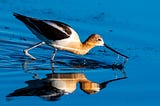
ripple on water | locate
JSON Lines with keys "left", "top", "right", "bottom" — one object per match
{"left": 0, "top": 30, "right": 128, "bottom": 103}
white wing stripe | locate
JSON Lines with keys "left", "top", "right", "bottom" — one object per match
{"left": 44, "top": 21, "right": 68, "bottom": 35}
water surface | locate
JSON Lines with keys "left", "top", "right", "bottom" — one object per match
{"left": 0, "top": 0, "right": 160, "bottom": 106}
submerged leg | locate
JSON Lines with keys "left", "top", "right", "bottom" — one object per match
{"left": 24, "top": 42, "right": 45, "bottom": 60}
{"left": 51, "top": 48, "right": 57, "bottom": 62}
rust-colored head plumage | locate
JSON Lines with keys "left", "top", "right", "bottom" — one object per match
{"left": 83, "top": 34, "right": 104, "bottom": 47}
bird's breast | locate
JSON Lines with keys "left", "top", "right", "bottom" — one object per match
{"left": 51, "top": 41, "right": 88, "bottom": 55}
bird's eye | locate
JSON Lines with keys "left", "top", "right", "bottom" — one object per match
{"left": 97, "top": 38, "right": 102, "bottom": 41}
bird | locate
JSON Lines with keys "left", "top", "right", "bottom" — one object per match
{"left": 13, "top": 13, "right": 128, "bottom": 61}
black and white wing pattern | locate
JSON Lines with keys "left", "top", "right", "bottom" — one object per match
{"left": 14, "top": 13, "right": 72, "bottom": 41}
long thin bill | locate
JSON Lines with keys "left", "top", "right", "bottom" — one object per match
{"left": 104, "top": 44, "right": 129, "bottom": 59}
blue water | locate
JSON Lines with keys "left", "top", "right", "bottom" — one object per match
{"left": 0, "top": 0, "right": 160, "bottom": 106}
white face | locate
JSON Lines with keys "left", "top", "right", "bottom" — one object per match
{"left": 95, "top": 37, "right": 104, "bottom": 46}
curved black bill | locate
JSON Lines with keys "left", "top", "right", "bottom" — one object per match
{"left": 104, "top": 44, "right": 129, "bottom": 59}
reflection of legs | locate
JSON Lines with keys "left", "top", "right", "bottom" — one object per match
{"left": 24, "top": 42, "right": 45, "bottom": 60}
{"left": 22, "top": 60, "right": 39, "bottom": 79}
{"left": 51, "top": 62, "right": 55, "bottom": 70}
{"left": 51, "top": 48, "right": 57, "bottom": 62}
{"left": 22, "top": 59, "right": 34, "bottom": 71}
{"left": 51, "top": 48, "right": 57, "bottom": 71}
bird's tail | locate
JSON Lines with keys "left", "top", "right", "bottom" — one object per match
{"left": 13, "top": 13, "right": 26, "bottom": 19}
{"left": 13, "top": 13, "right": 31, "bottom": 23}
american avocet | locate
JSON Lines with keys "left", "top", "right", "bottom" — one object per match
{"left": 13, "top": 13, "right": 128, "bottom": 61}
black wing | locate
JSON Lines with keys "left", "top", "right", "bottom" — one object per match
{"left": 13, "top": 13, "right": 72, "bottom": 40}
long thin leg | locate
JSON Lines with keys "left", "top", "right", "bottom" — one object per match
{"left": 51, "top": 48, "right": 57, "bottom": 62}
{"left": 24, "top": 42, "right": 45, "bottom": 60}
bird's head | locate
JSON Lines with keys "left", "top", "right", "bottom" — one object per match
{"left": 85, "top": 34, "right": 104, "bottom": 46}
{"left": 84, "top": 34, "right": 129, "bottom": 59}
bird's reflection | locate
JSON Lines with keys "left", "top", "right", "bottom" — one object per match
{"left": 7, "top": 57, "right": 127, "bottom": 101}
{"left": 7, "top": 70, "right": 127, "bottom": 101}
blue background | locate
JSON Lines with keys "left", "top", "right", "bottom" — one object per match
{"left": 0, "top": 0, "right": 160, "bottom": 106}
